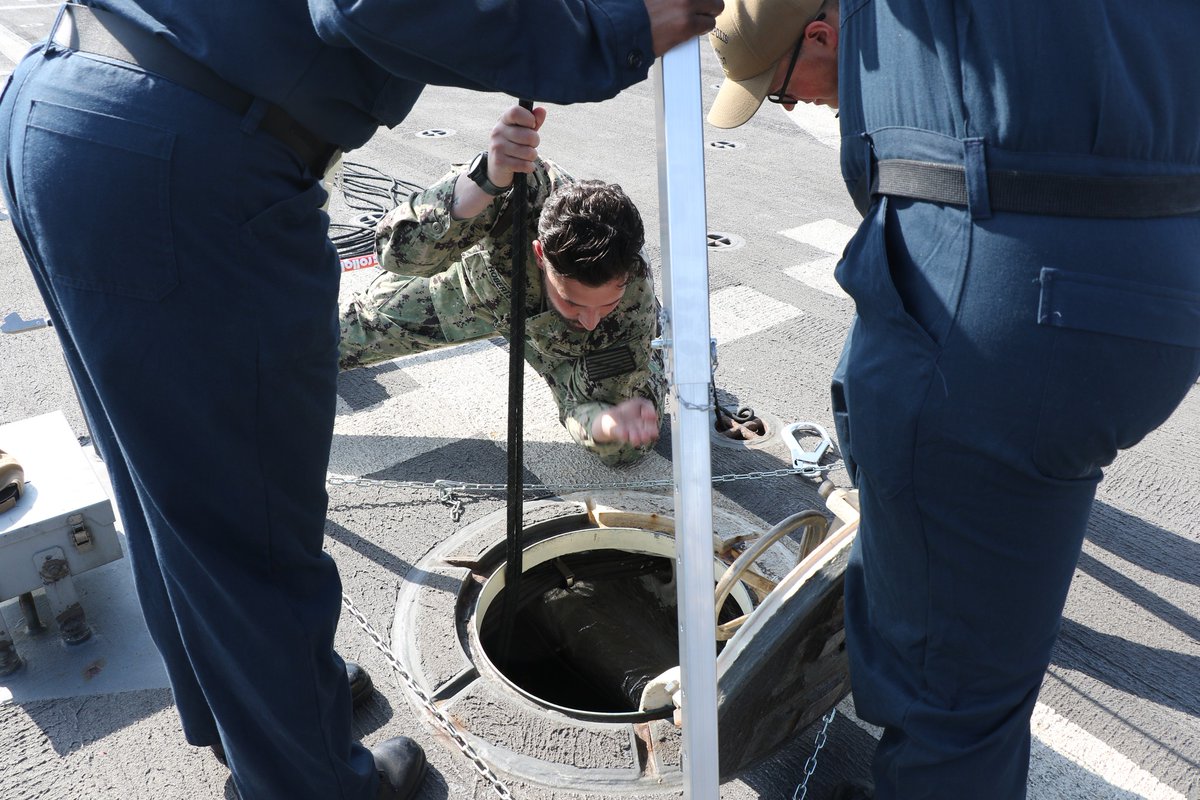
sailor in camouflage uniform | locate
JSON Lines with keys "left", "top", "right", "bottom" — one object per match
{"left": 340, "top": 105, "right": 665, "bottom": 466}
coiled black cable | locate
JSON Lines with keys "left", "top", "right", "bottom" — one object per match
{"left": 329, "top": 161, "right": 425, "bottom": 261}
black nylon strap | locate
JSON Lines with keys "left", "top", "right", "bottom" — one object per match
{"left": 873, "top": 158, "right": 1200, "bottom": 218}
{"left": 497, "top": 98, "right": 536, "bottom": 670}
{"left": 54, "top": 4, "right": 337, "bottom": 176}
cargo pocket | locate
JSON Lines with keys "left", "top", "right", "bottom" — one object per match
{"left": 1033, "top": 267, "right": 1200, "bottom": 480}
{"left": 24, "top": 100, "right": 178, "bottom": 301}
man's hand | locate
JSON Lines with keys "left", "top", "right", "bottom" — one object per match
{"left": 486, "top": 104, "right": 548, "bottom": 190}
{"left": 644, "top": 0, "right": 724, "bottom": 56}
{"left": 451, "top": 104, "right": 547, "bottom": 220}
{"left": 592, "top": 397, "right": 660, "bottom": 447}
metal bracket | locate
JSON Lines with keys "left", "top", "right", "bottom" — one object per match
{"left": 0, "top": 615, "right": 21, "bottom": 676}
{"left": 782, "top": 422, "right": 832, "bottom": 467}
{"left": 2, "top": 311, "right": 51, "bottom": 334}
{"left": 33, "top": 546, "right": 93, "bottom": 645}
{"left": 651, "top": 335, "right": 718, "bottom": 371}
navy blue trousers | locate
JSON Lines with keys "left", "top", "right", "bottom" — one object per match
{"left": 0, "top": 46, "right": 378, "bottom": 798}
{"left": 833, "top": 196, "right": 1200, "bottom": 798}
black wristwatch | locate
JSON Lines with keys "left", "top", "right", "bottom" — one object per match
{"left": 466, "top": 152, "right": 509, "bottom": 196}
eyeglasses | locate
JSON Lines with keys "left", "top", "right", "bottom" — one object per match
{"left": 766, "top": 12, "right": 825, "bottom": 105}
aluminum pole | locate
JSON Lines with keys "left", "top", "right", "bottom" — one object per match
{"left": 654, "top": 39, "right": 720, "bottom": 800}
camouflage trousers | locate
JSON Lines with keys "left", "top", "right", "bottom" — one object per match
{"left": 338, "top": 270, "right": 495, "bottom": 370}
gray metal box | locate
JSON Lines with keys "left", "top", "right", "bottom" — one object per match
{"left": 0, "top": 410, "right": 123, "bottom": 603}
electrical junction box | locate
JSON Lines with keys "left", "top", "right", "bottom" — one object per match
{"left": 0, "top": 410, "right": 123, "bottom": 605}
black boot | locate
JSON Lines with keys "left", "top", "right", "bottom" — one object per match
{"left": 213, "top": 736, "right": 428, "bottom": 799}
{"left": 371, "top": 736, "right": 428, "bottom": 800}
{"left": 829, "top": 778, "right": 875, "bottom": 799}
{"left": 347, "top": 660, "right": 375, "bottom": 708}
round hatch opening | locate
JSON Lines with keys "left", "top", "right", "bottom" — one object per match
{"left": 470, "top": 527, "right": 755, "bottom": 721}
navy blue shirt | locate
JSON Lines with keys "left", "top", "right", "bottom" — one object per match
{"left": 91, "top": 0, "right": 655, "bottom": 149}
{"left": 838, "top": 0, "right": 1200, "bottom": 211}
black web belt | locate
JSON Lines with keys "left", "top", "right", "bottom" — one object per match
{"left": 50, "top": 4, "right": 338, "bottom": 177}
{"left": 872, "top": 158, "right": 1200, "bottom": 219}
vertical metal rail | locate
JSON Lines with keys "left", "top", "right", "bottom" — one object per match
{"left": 654, "top": 40, "right": 720, "bottom": 799}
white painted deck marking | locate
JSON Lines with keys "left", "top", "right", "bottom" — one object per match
{"left": 835, "top": 698, "right": 1186, "bottom": 800}
{"left": 1029, "top": 702, "right": 1186, "bottom": 800}
{"left": 779, "top": 219, "right": 857, "bottom": 300}
{"left": 330, "top": 340, "right": 563, "bottom": 476}
{"left": 708, "top": 285, "right": 802, "bottom": 346}
{"left": 0, "top": 20, "right": 32, "bottom": 62}
{"left": 785, "top": 255, "right": 847, "bottom": 300}
{"left": 780, "top": 218, "right": 857, "bottom": 254}
{"left": 781, "top": 103, "right": 841, "bottom": 150}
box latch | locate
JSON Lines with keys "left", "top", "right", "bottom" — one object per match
{"left": 68, "top": 513, "right": 94, "bottom": 552}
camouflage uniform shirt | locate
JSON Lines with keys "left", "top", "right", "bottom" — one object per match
{"left": 339, "top": 159, "right": 665, "bottom": 466}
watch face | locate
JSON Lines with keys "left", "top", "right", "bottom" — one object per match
{"left": 468, "top": 152, "right": 504, "bottom": 195}
{"left": 469, "top": 152, "right": 488, "bottom": 182}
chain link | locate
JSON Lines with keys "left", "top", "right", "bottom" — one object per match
{"left": 327, "top": 464, "right": 833, "bottom": 518}
{"left": 340, "top": 592, "right": 517, "bottom": 799}
{"left": 345, "top": 588, "right": 839, "bottom": 800}
{"left": 791, "top": 708, "right": 838, "bottom": 800}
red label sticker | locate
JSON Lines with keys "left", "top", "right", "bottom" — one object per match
{"left": 340, "top": 253, "right": 379, "bottom": 272}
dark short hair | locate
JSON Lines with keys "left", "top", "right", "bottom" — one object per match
{"left": 537, "top": 181, "right": 648, "bottom": 287}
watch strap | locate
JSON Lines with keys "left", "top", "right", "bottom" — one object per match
{"left": 468, "top": 152, "right": 509, "bottom": 197}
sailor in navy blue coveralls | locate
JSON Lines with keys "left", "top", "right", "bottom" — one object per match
{"left": 832, "top": 1, "right": 1200, "bottom": 797}
{"left": 0, "top": 1, "right": 720, "bottom": 797}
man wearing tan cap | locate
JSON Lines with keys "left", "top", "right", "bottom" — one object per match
{"left": 708, "top": 2, "right": 1200, "bottom": 800}
{"left": 707, "top": 0, "right": 839, "bottom": 128}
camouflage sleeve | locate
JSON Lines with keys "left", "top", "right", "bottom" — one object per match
{"left": 375, "top": 167, "right": 500, "bottom": 276}
{"left": 376, "top": 160, "right": 570, "bottom": 277}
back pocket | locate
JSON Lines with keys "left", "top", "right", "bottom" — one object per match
{"left": 24, "top": 100, "right": 178, "bottom": 301}
{"left": 1037, "top": 267, "right": 1200, "bottom": 349}
{"left": 1033, "top": 267, "right": 1200, "bottom": 480}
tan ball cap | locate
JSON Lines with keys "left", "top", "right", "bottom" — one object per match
{"left": 707, "top": 0, "right": 824, "bottom": 129}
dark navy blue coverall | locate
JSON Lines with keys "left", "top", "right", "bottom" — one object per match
{"left": 0, "top": 1, "right": 655, "bottom": 797}
{"left": 832, "top": 1, "right": 1200, "bottom": 797}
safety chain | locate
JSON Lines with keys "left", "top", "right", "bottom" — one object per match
{"left": 327, "top": 465, "right": 833, "bottom": 520}
{"left": 791, "top": 708, "right": 838, "bottom": 800}
{"left": 345, "top": 589, "right": 838, "bottom": 800}
{"left": 340, "top": 592, "right": 517, "bottom": 800}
